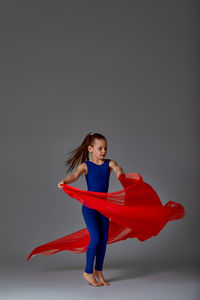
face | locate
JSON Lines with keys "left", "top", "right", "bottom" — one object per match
{"left": 88, "top": 139, "right": 107, "bottom": 160}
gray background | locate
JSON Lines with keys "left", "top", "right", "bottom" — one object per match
{"left": 0, "top": 0, "right": 199, "bottom": 299}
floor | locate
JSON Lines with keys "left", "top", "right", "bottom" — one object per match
{"left": 0, "top": 261, "right": 199, "bottom": 300}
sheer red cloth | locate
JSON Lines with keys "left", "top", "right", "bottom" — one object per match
{"left": 26, "top": 173, "right": 185, "bottom": 261}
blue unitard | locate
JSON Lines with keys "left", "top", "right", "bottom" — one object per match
{"left": 82, "top": 159, "right": 111, "bottom": 274}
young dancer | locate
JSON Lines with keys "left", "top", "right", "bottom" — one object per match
{"left": 58, "top": 132, "right": 124, "bottom": 286}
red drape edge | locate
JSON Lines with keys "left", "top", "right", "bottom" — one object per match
{"left": 26, "top": 173, "right": 186, "bottom": 261}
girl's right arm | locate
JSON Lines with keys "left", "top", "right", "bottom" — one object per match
{"left": 57, "top": 163, "right": 86, "bottom": 189}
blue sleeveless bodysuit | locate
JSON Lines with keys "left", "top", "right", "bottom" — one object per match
{"left": 85, "top": 158, "right": 111, "bottom": 193}
{"left": 82, "top": 158, "right": 111, "bottom": 273}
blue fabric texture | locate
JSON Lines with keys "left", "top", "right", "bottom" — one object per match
{"left": 82, "top": 159, "right": 110, "bottom": 273}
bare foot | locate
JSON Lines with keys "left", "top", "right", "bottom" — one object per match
{"left": 93, "top": 269, "right": 110, "bottom": 286}
{"left": 83, "top": 272, "right": 103, "bottom": 286}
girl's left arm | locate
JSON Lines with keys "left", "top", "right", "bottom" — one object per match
{"left": 109, "top": 160, "right": 124, "bottom": 178}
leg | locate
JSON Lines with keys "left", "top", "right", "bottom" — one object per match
{"left": 93, "top": 211, "right": 110, "bottom": 286}
{"left": 82, "top": 205, "right": 101, "bottom": 274}
{"left": 95, "top": 212, "right": 109, "bottom": 271}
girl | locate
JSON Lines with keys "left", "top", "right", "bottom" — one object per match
{"left": 58, "top": 132, "right": 124, "bottom": 287}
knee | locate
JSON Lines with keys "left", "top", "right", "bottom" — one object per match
{"left": 101, "top": 233, "right": 109, "bottom": 246}
{"left": 90, "top": 234, "right": 100, "bottom": 248}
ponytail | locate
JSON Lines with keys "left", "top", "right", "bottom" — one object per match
{"left": 64, "top": 132, "right": 106, "bottom": 174}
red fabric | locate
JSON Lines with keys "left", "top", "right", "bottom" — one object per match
{"left": 26, "top": 173, "right": 186, "bottom": 261}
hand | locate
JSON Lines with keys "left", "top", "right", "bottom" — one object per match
{"left": 57, "top": 180, "right": 64, "bottom": 189}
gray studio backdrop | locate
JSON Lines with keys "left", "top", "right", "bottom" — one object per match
{"left": 0, "top": 0, "right": 198, "bottom": 272}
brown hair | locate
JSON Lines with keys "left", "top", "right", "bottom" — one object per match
{"left": 64, "top": 132, "right": 107, "bottom": 175}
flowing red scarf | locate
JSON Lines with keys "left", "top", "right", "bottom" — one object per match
{"left": 26, "top": 173, "right": 185, "bottom": 261}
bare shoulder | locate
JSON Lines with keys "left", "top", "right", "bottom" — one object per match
{"left": 109, "top": 159, "right": 119, "bottom": 168}
{"left": 109, "top": 159, "right": 124, "bottom": 176}
{"left": 79, "top": 162, "right": 88, "bottom": 175}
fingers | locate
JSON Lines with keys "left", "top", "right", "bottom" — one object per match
{"left": 57, "top": 182, "right": 64, "bottom": 189}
